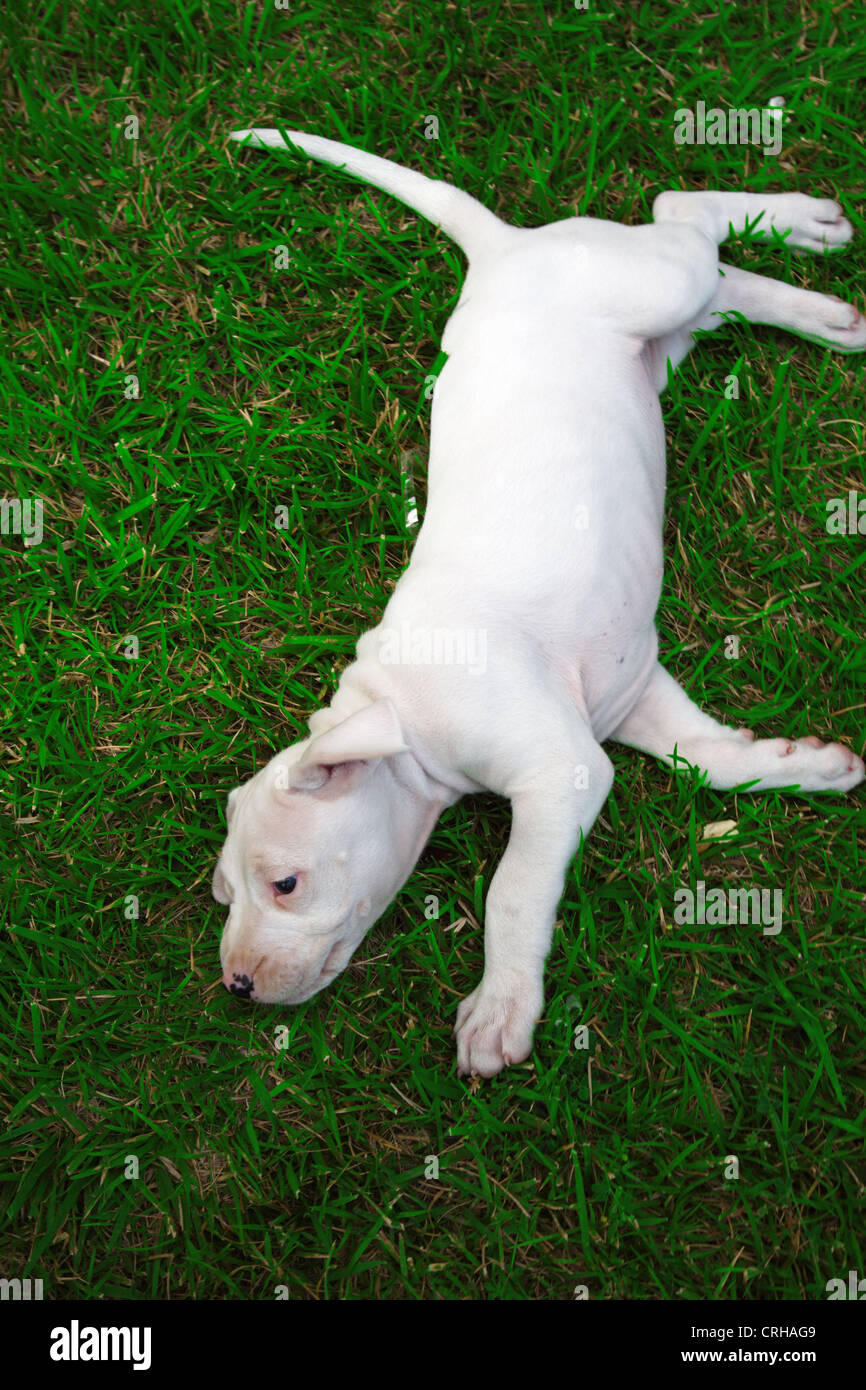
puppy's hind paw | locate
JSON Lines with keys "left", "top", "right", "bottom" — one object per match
{"left": 757, "top": 735, "right": 865, "bottom": 792}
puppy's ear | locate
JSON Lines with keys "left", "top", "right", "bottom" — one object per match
{"left": 287, "top": 698, "right": 408, "bottom": 792}
{"left": 226, "top": 787, "right": 241, "bottom": 828}
{"left": 212, "top": 861, "right": 230, "bottom": 904}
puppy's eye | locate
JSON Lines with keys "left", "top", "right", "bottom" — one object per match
{"left": 273, "top": 876, "right": 298, "bottom": 895}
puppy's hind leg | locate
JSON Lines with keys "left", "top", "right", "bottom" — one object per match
{"left": 645, "top": 262, "right": 866, "bottom": 390}
{"left": 608, "top": 188, "right": 817, "bottom": 343}
{"left": 611, "top": 662, "right": 864, "bottom": 793}
{"left": 579, "top": 217, "right": 722, "bottom": 339}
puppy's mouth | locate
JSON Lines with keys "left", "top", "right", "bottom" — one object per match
{"left": 315, "top": 938, "right": 347, "bottom": 985}
{"left": 223, "top": 910, "right": 365, "bottom": 1006}
{"left": 272, "top": 935, "right": 355, "bottom": 1005}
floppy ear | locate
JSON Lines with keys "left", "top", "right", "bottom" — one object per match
{"left": 288, "top": 698, "right": 408, "bottom": 791}
{"left": 212, "top": 861, "right": 230, "bottom": 904}
{"left": 226, "top": 787, "right": 241, "bottom": 828}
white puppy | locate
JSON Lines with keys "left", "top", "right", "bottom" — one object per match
{"left": 215, "top": 129, "right": 865, "bottom": 1076}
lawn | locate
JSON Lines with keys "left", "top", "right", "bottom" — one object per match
{"left": 1, "top": 0, "right": 863, "bottom": 1300}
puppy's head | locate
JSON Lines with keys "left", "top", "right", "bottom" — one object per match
{"left": 213, "top": 698, "right": 435, "bottom": 1006}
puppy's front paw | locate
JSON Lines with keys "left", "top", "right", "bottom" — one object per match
{"left": 453, "top": 978, "right": 542, "bottom": 1078}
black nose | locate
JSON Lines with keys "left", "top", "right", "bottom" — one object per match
{"left": 228, "top": 973, "right": 254, "bottom": 1000}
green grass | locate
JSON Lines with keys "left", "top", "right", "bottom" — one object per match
{"left": 1, "top": 0, "right": 864, "bottom": 1301}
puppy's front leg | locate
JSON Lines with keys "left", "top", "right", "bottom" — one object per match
{"left": 455, "top": 735, "right": 614, "bottom": 1078}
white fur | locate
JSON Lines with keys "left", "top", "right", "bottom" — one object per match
{"left": 215, "top": 129, "right": 865, "bottom": 1076}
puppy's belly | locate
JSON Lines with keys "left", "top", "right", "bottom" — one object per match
{"left": 415, "top": 319, "right": 666, "bottom": 576}
{"left": 568, "top": 626, "right": 660, "bottom": 743}
{"left": 387, "top": 321, "right": 669, "bottom": 748}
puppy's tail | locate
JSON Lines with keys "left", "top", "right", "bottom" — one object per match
{"left": 228, "top": 128, "right": 511, "bottom": 262}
